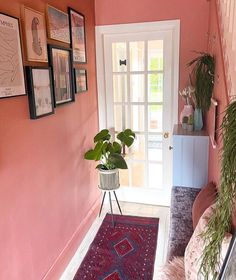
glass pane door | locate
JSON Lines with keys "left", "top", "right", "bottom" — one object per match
{"left": 104, "top": 30, "right": 174, "bottom": 206}
{"left": 112, "top": 39, "right": 164, "bottom": 190}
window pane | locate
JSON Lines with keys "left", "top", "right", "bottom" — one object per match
{"left": 148, "top": 163, "right": 163, "bottom": 188}
{"left": 148, "top": 73, "right": 163, "bottom": 102}
{"left": 131, "top": 105, "right": 145, "bottom": 132}
{"left": 130, "top": 41, "right": 145, "bottom": 71}
{"left": 148, "top": 105, "right": 163, "bottom": 132}
{"left": 130, "top": 74, "right": 145, "bottom": 102}
{"left": 113, "top": 74, "right": 127, "bottom": 102}
{"left": 131, "top": 162, "right": 145, "bottom": 187}
{"left": 120, "top": 168, "right": 129, "bottom": 187}
{"left": 112, "top": 42, "right": 127, "bottom": 72}
{"left": 129, "top": 134, "right": 145, "bottom": 160}
{"left": 148, "top": 135, "right": 163, "bottom": 161}
{"left": 148, "top": 40, "right": 163, "bottom": 71}
{"left": 114, "top": 105, "right": 123, "bottom": 131}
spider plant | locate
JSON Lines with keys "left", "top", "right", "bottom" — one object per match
{"left": 188, "top": 52, "right": 215, "bottom": 112}
{"left": 199, "top": 100, "right": 236, "bottom": 279}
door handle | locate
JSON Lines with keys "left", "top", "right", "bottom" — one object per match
{"left": 164, "top": 132, "right": 169, "bottom": 139}
{"left": 169, "top": 146, "right": 173, "bottom": 150}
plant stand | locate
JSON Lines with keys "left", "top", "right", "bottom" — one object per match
{"left": 98, "top": 190, "right": 122, "bottom": 227}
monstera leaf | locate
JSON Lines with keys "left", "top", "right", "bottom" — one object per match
{"left": 108, "top": 153, "right": 127, "bottom": 169}
{"left": 94, "top": 129, "right": 110, "bottom": 142}
{"left": 117, "top": 129, "right": 135, "bottom": 147}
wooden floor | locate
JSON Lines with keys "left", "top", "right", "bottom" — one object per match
{"left": 60, "top": 201, "right": 170, "bottom": 280}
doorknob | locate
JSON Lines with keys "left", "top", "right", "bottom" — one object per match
{"left": 169, "top": 146, "right": 173, "bottom": 150}
{"left": 163, "top": 132, "right": 169, "bottom": 139}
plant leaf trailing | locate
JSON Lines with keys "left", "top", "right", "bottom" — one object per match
{"left": 84, "top": 129, "right": 135, "bottom": 170}
{"left": 188, "top": 52, "right": 215, "bottom": 112}
{"left": 199, "top": 101, "right": 236, "bottom": 279}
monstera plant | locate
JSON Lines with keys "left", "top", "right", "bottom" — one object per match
{"left": 200, "top": 100, "right": 236, "bottom": 279}
{"left": 84, "top": 129, "right": 135, "bottom": 190}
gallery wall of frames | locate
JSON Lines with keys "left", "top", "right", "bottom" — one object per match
{"left": 0, "top": 5, "right": 88, "bottom": 119}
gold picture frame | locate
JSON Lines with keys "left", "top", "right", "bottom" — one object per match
{"left": 22, "top": 6, "right": 48, "bottom": 62}
{"left": 46, "top": 5, "right": 70, "bottom": 44}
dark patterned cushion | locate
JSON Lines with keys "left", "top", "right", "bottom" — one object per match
{"left": 167, "top": 186, "right": 200, "bottom": 260}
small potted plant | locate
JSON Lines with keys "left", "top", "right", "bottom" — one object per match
{"left": 84, "top": 129, "right": 135, "bottom": 190}
{"left": 182, "top": 116, "right": 188, "bottom": 130}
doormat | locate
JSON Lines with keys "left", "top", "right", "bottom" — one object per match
{"left": 73, "top": 214, "right": 159, "bottom": 280}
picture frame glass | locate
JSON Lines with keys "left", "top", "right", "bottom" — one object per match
{"left": 32, "top": 68, "right": 53, "bottom": 117}
{"left": 51, "top": 48, "right": 73, "bottom": 104}
{"left": 23, "top": 6, "right": 48, "bottom": 62}
{"left": 47, "top": 5, "right": 70, "bottom": 44}
{"left": 0, "top": 13, "right": 26, "bottom": 98}
{"left": 69, "top": 9, "right": 86, "bottom": 63}
{"left": 75, "top": 69, "right": 87, "bottom": 93}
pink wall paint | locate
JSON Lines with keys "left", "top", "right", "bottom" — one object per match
{"left": 0, "top": 1, "right": 100, "bottom": 280}
{"left": 95, "top": 0, "right": 210, "bottom": 113}
{"left": 205, "top": 0, "right": 229, "bottom": 185}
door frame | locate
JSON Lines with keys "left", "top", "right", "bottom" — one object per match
{"left": 95, "top": 20, "right": 180, "bottom": 130}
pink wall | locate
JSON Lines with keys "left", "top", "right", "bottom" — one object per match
{"left": 205, "top": 0, "right": 229, "bottom": 185}
{"left": 95, "top": 0, "right": 210, "bottom": 112}
{"left": 0, "top": 1, "right": 100, "bottom": 279}
{"left": 95, "top": 0, "right": 228, "bottom": 185}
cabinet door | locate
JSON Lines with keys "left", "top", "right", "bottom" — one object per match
{"left": 173, "top": 135, "right": 209, "bottom": 188}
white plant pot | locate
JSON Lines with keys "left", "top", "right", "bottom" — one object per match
{"left": 98, "top": 168, "right": 120, "bottom": 190}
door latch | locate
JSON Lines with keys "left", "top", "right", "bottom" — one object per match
{"left": 119, "top": 59, "right": 127, "bottom": 66}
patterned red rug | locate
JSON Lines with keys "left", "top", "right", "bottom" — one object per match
{"left": 73, "top": 214, "right": 159, "bottom": 280}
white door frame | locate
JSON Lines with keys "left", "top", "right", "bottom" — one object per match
{"left": 95, "top": 20, "right": 180, "bottom": 130}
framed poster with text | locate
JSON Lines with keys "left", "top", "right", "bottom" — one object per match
{"left": 0, "top": 13, "right": 26, "bottom": 98}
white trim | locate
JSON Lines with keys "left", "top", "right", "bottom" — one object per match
{"left": 95, "top": 20, "right": 180, "bottom": 129}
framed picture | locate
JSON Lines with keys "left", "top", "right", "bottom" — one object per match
{"left": 68, "top": 8, "right": 87, "bottom": 63}
{"left": 219, "top": 231, "right": 236, "bottom": 279}
{"left": 74, "top": 69, "right": 88, "bottom": 93}
{"left": 0, "top": 13, "right": 26, "bottom": 98}
{"left": 46, "top": 5, "right": 70, "bottom": 44}
{"left": 48, "top": 45, "right": 75, "bottom": 105}
{"left": 26, "top": 67, "right": 54, "bottom": 119}
{"left": 209, "top": 98, "right": 218, "bottom": 149}
{"left": 22, "top": 6, "right": 48, "bottom": 62}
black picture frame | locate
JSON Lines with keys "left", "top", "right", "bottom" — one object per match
{"left": 0, "top": 12, "right": 26, "bottom": 98}
{"left": 74, "top": 69, "right": 88, "bottom": 93}
{"left": 48, "top": 45, "right": 75, "bottom": 106}
{"left": 219, "top": 231, "right": 236, "bottom": 279}
{"left": 68, "top": 7, "right": 87, "bottom": 63}
{"left": 26, "top": 67, "right": 54, "bottom": 119}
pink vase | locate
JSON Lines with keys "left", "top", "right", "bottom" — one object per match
{"left": 180, "top": 105, "right": 194, "bottom": 123}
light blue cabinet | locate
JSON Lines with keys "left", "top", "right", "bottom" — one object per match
{"left": 172, "top": 125, "right": 209, "bottom": 188}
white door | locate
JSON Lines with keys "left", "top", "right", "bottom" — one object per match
{"left": 96, "top": 22, "right": 179, "bottom": 206}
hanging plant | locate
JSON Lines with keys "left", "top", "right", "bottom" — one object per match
{"left": 188, "top": 52, "right": 215, "bottom": 112}
{"left": 200, "top": 100, "right": 236, "bottom": 279}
